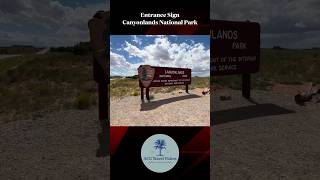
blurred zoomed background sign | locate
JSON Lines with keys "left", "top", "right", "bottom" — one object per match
{"left": 210, "top": 20, "right": 260, "bottom": 76}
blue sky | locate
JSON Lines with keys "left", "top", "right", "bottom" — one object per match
{"left": 110, "top": 35, "right": 210, "bottom": 77}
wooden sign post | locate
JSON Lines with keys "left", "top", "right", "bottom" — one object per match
{"left": 138, "top": 65, "right": 192, "bottom": 101}
{"left": 88, "top": 10, "right": 110, "bottom": 157}
{"left": 242, "top": 73, "right": 251, "bottom": 99}
{"left": 211, "top": 20, "right": 260, "bottom": 99}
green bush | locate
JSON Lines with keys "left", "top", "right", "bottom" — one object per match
{"left": 131, "top": 91, "right": 139, "bottom": 96}
{"left": 149, "top": 95, "right": 154, "bottom": 100}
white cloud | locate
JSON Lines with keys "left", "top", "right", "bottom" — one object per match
{"left": 211, "top": 0, "right": 320, "bottom": 48}
{"left": 295, "top": 22, "right": 307, "bottom": 28}
{"left": 110, "top": 52, "right": 140, "bottom": 76}
{"left": 111, "top": 36, "right": 210, "bottom": 77}
{"left": 0, "top": 0, "right": 71, "bottom": 29}
{"left": 132, "top": 35, "right": 142, "bottom": 45}
{"left": 0, "top": 0, "right": 110, "bottom": 47}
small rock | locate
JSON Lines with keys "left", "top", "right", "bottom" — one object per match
{"left": 202, "top": 88, "right": 210, "bottom": 95}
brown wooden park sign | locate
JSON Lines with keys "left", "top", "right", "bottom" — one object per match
{"left": 211, "top": 20, "right": 260, "bottom": 98}
{"left": 138, "top": 65, "right": 191, "bottom": 100}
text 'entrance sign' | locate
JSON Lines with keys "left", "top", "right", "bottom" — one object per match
{"left": 138, "top": 65, "right": 191, "bottom": 100}
{"left": 210, "top": 20, "right": 260, "bottom": 75}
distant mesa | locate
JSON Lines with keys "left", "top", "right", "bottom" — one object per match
{"left": 272, "top": 46, "right": 285, "bottom": 50}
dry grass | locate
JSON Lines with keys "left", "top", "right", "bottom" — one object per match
{"left": 0, "top": 52, "right": 97, "bottom": 123}
{"left": 110, "top": 77, "right": 209, "bottom": 100}
{"left": 1, "top": 48, "right": 319, "bottom": 122}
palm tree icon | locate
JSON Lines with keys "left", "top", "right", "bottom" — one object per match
{"left": 154, "top": 139, "right": 166, "bottom": 156}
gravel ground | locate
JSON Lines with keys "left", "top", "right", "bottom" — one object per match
{"left": 211, "top": 89, "right": 320, "bottom": 180}
{"left": 0, "top": 109, "right": 109, "bottom": 180}
{"left": 110, "top": 88, "right": 210, "bottom": 126}
{"left": 1, "top": 87, "right": 319, "bottom": 179}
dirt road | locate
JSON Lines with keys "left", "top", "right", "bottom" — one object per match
{"left": 211, "top": 88, "right": 320, "bottom": 180}
{"left": 1, "top": 87, "right": 319, "bottom": 179}
{"left": 0, "top": 109, "right": 108, "bottom": 180}
{"left": 110, "top": 88, "right": 210, "bottom": 126}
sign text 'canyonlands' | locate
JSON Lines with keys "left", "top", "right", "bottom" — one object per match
{"left": 138, "top": 65, "right": 191, "bottom": 100}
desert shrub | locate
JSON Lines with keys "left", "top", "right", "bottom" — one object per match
{"left": 149, "top": 95, "right": 154, "bottom": 100}
{"left": 131, "top": 91, "right": 139, "bottom": 96}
